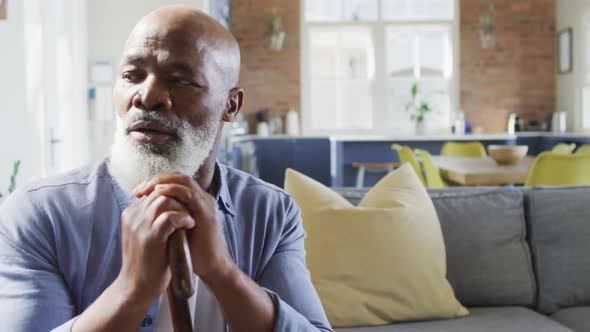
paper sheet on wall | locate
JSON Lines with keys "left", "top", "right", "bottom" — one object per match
{"left": 95, "top": 86, "right": 114, "bottom": 122}
{"left": 0, "top": 0, "right": 6, "bottom": 20}
{"left": 91, "top": 62, "right": 113, "bottom": 84}
{"left": 583, "top": 87, "right": 590, "bottom": 130}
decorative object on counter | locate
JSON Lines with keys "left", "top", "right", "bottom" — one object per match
{"left": 0, "top": 0, "right": 6, "bottom": 20}
{"left": 268, "top": 1, "right": 286, "bottom": 51}
{"left": 255, "top": 109, "right": 270, "bottom": 137}
{"left": 488, "top": 145, "right": 528, "bottom": 165}
{"left": 507, "top": 113, "right": 525, "bottom": 133}
{"left": 452, "top": 111, "right": 466, "bottom": 135}
{"left": 464, "top": 121, "right": 473, "bottom": 134}
{"left": 557, "top": 28, "right": 573, "bottom": 74}
{"left": 405, "top": 83, "right": 432, "bottom": 136}
{"left": 285, "top": 108, "right": 300, "bottom": 136}
{"left": 478, "top": 2, "right": 496, "bottom": 49}
{"left": 551, "top": 111, "right": 568, "bottom": 133}
{"left": 268, "top": 113, "right": 284, "bottom": 135}
{"left": 0, "top": 160, "right": 21, "bottom": 203}
{"left": 525, "top": 118, "right": 548, "bottom": 132}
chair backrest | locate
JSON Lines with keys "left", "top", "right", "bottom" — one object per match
{"left": 551, "top": 142, "right": 577, "bottom": 154}
{"left": 441, "top": 141, "right": 487, "bottom": 157}
{"left": 415, "top": 149, "right": 447, "bottom": 188}
{"left": 392, "top": 144, "right": 425, "bottom": 184}
{"left": 525, "top": 152, "right": 590, "bottom": 186}
{"left": 575, "top": 144, "right": 590, "bottom": 154}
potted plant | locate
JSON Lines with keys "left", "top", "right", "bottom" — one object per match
{"left": 0, "top": 160, "right": 21, "bottom": 204}
{"left": 405, "top": 83, "right": 432, "bottom": 135}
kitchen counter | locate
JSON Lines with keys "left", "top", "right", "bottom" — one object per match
{"left": 232, "top": 131, "right": 590, "bottom": 142}
{"left": 229, "top": 132, "right": 590, "bottom": 187}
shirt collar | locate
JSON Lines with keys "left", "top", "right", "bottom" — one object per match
{"left": 214, "top": 162, "right": 236, "bottom": 217}
{"left": 108, "top": 160, "right": 235, "bottom": 217}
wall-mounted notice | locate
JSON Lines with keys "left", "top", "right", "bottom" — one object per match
{"left": 91, "top": 61, "right": 113, "bottom": 84}
{"left": 0, "top": 0, "right": 7, "bottom": 20}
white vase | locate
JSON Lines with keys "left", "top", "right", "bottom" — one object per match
{"left": 415, "top": 121, "right": 426, "bottom": 135}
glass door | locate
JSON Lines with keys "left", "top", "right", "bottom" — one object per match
{"left": 24, "top": 0, "right": 90, "bottom": 176}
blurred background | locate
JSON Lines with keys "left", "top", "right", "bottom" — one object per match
{"left": 1, "top": 0, "right": 590, "bottom": 190}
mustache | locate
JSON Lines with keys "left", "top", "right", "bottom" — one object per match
{"left": 124, "top": 111, "right": 180, "bottom": 139}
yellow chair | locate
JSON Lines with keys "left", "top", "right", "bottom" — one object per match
{"left": 415, "top": 149, "right": 447, "bottom": 188}
{"left": 551, "top": 143, "right": 576, "bottom": 154}
{"left": 441, "top": 142, "right": 487, "bottom": 157}
{"left": 525, "top": 152, "right": 590, "bottom": 186}
{"left": 575, "top": 144, "right": 590, "bottom": 154}
{"left": 392, "top": 144, "right": 425, "bottom": 185}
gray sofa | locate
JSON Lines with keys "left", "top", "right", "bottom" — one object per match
{"left": 332, "top": 186, "right": 590, "bottom": 332}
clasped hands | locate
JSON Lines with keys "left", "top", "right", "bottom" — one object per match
{"left": 116, "top": 173, "right": 233, "bottom": 305}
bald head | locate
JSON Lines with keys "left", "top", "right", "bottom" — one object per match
{"left": 124, "top": 5, "right": 241, "bottom": 89}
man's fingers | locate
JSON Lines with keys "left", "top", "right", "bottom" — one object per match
{"left": 153, "top": 183, "right": 214, "bottom": 218}
{"left": 152, "top": 211, "right": 195, "bottom": 241}
{"left": 133, "top": 173, "right": 198, "bottom": 197}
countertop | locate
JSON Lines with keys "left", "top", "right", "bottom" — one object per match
{"left": 230, "top": 132, "right": 590, "bottom": 143}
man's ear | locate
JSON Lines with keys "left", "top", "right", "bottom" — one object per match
{"left": 223, "top": 88, "right": 244, "bottom": 122}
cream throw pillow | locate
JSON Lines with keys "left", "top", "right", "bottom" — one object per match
{"left": 284, "top": 164, "right": 468, "bottom": 327}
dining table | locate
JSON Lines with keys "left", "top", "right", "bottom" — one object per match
{"left": 431, "top": 156, "right": 536, "bottom": 186}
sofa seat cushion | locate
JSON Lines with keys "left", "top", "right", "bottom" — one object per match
{"left": 551, "top": 307, "right": 590, "bottom": 332}
{"left": 335, "top": 307, "right": 574, "bottom": 332}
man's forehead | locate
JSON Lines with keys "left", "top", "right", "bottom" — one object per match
{"left": 121, "top": 38, "right": 206, "bottom": 66}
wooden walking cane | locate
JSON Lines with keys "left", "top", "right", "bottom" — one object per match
{"left": 167, "top": 229, "right": 195, "bottom": 332}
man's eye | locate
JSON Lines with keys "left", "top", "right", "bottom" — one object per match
{"left": 171, "top": 76, "right": 192, "bottom": 86}
{"left": 122, "top": 71, "right": 143, "bottom": 82}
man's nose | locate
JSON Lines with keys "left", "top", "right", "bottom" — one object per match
{"left": 132, "top": 76, "right": 172, "bottom": 111}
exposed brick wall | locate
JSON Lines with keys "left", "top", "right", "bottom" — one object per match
{"left": 461, "top": 0, "right": 556, "bottom": 132}
{"left": 233, "top": 0, "right": 556, "bottom": 133}
{"left": 232, "top": 0, "right": 300, "bottom": 126}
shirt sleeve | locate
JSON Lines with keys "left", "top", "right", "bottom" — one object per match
{"left": 256, "top": 197, "right": 333, "bottom": 332}
{"left": 0, "top": 189, "right": 77, "bottom": 331}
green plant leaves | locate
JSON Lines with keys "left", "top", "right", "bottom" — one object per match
{"left": 405, "top": 83, "right": 432, "bottom": 123}
{"left": 8, "top": 160, "right": 21, "bottom": 194}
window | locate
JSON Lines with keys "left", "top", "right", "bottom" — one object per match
{"left": 583, "top": 9, "right": 590, "bottom": 131}
{"left": 302, "top": 0, "right": 458, "bottom": 135}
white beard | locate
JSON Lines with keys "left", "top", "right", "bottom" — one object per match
{"left": 108, "top": 110, "right": 219, "bottom": 193}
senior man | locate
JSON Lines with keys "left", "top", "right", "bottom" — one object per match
{"left": 0, "top": 5, "right": 332, "bottom": 332}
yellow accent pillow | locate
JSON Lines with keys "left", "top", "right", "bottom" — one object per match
{"left": 284, "top": 164, "right": 468, "bottom": 327}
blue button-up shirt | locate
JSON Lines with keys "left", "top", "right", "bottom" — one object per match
{"left": 0, "top": 161, "right": 332, "bottom": 332}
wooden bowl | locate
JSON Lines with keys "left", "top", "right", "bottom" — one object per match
{"left": 488, "top": 145, "right": 529, "bottom": 165}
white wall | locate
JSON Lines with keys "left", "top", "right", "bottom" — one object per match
{"left": 87, "top": 0, "right": 209, "bottom": 160}
{"left": 557, "top": 0, "right": 590, "bottom": 132}
{"left": 0, "top": 0, "right": 42, "bottom": 192}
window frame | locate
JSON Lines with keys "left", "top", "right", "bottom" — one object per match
{"left": 300, "top": 0, "right": 460, "bottom": 136}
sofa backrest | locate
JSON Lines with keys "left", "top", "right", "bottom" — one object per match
{"left": 334, "top": 187, "right": 537, "bottom": 308}
{"left": 524, "top": 186, "right": 590, "bottom": 314}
